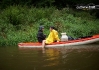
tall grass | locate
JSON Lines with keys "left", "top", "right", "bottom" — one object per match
{"left": 0, "top": 5, "right": 99, "bottom": 46}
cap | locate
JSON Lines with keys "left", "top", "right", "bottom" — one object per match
{"left": 39, "top": 26, "right": 44, "bottom": 30}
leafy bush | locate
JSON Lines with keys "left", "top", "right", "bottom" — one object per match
{"left": 0, "top": 6, "right": 99, "bottom": 46}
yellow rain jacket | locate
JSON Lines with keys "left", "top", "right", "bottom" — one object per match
{"left": 46, "top": 29, "right": 60, "bottom": 44}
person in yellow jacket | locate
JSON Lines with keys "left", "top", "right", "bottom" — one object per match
{"left": 42, "top": 26, "right": 60, "bottom": 48}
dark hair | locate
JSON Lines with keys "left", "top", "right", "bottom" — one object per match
{"left": 50, "top": 26, "right": 55, "bottom": 29}
{"left": 50, "top": 26, "right": 57, "bottom": 31}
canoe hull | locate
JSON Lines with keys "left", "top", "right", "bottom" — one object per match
{"left": 18, "top": 34, "right": 99, "bottom": 48}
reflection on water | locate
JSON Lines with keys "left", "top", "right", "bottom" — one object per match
{"left": 0, "top": 44, "right": 99, "bottom": 70}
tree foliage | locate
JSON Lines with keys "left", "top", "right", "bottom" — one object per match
{"left": 0, "top": 0, "right": 98, "bottom": 9}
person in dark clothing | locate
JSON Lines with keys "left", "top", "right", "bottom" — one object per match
{"left": 37, "top": 26, "right": 46, "bottom": 43}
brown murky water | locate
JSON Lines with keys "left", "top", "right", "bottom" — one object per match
{"left": 0, "top": 44, "right": 99, "bottom": 70}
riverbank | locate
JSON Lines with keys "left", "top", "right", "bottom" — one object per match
{"left": 0, "top": 5, "right": 99, "bottom": 46}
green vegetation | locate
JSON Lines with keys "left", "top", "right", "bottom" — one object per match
{"left": 0, "top": 5, "right": 99, "bottom": 46}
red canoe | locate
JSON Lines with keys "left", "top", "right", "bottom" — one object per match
{"left": 18, "top": 34, "right": 99, "bottom": 48}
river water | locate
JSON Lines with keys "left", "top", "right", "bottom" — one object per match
{"left": 0, "top": 44, "right": 99, "bottom": 70}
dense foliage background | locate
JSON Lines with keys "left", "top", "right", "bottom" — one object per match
{"left": 0, "top": 0, "right": 99, "bottom": 46}
{"left": 0, "top": 0, "right": 99, "bottom": 8}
